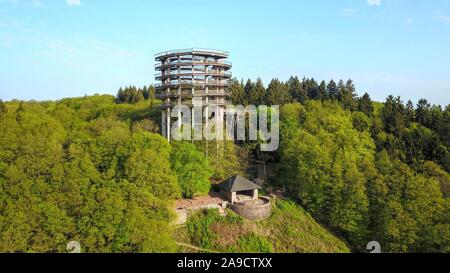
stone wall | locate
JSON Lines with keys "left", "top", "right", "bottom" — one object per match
{"left": 174, "top": 202, "right": 228, "bottom": 225}
{"left": 175, "top": 209, "right": 188, "bottom": 226}
{"left": 228, "top": 197, "right": 272, "bottom": 221}
{"left": 174, "top": 198, "right": 271, "bottom": 225}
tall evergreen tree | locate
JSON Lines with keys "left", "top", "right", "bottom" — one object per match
{"left": 318, "top": 81, "right": 327, "bottom": 100}
{"left": 243, "top": 79, "right": 254, "bottom": 106}
{"left": 358, "top": 93, "right": 374, "bottom": 116}
{"left": 287, "top": 76, "right": 308, "bottom": 103}
{"left": 229, "top": 78, "right": 245, "bottom": 105}
{"left": 0, "top": 99, "right": 6, "bottom": 114}
{"left": 405, "top": 100, "right": 415, "bottom": 126}
{"left": 142, "top": 86, "right": 149, "bottom": 100}
{"left": 245, "top": 78, "right": 264, "bottom": 105}
{"left": 382, "top": 95, "right": 405, "bottom": 136}
{"left": 304, "top": 78, "right": 319, "bottom": 100}
{"left": 337, "top": 79, "right": 346, "bottom": 102}
{"left": 327, "top": 79, "right": 339, "bottom": 100}
{"left": 416, "top": 99, "right": 432, "bottom": 127}
{"left": 117, "top": 87, "right": 125, "bottom": 103}
{"left": 148, "top": 85, "right": 156, "bottom": 101}
{"left": 253, "top": 78, "right": 266, "bottom": 105}
{"left": 341, "top": 79, "right": 357, "bottom": 110}
{"left": 266, "top": 79, "right": 291, "bottom": 105}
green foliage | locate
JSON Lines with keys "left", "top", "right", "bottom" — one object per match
{"left": 244, "top": 78, "right": 266, "bottom": 106}
{"left": 194, "top": 140, "right": 244, "bottom": 181}
{"left": 229, "top": 79, "right": 246, "bottom": 105}
{"left": 279, "top": 101, "right": 372, "bottom": 246}
{"left": 186, "top": 209, "right": 242, "bottom": 250}
{"left": 420, "top": 161, "right": 450, "bottom": 198}
{"left": 116, "top": 85, "right": 155, "bottom": 104}
{"left": 233, "top": 234, "right": 273, "bottom": 253}
{"left": 327, "top": 79, "right": 339, "bottom": 100}
{"left": 0, "top": 97, "right": 177, "bottom": 253}
{"left": 370, "top": 151, "right": 447, "bottom": 252}
{"left": 278, "top": 99, "right": 450, "bottom": 252}
{"left": 304, "top": 78, "right": 320, "bottom": 100}
{"left": 1, "top": 73, "right": 449, "bottom": 254}
{"left": 287, "top": 76, "right": 308, "bottom": 103}
{"left": 0, "top": 99, "right": 6, "bottom": 114}
{"left": 352, "top": 111, "right": 371, "bottom": 132}
{"left": 132, "top": 119, "right": 159, "bottom": 133}
{"left": 171, "top": 142, "right": 213, "bottom": 198}
{"left": 125, "top": 148, "right": 180, "bottom": 199}
{"left": 184, "top": 200, "right": 350, "bottom": 253}
{"left": 358, "top": 93, "right": 374, "bottom": 116}
{"left": 265, "top": 79, "right": 291, "bottom": 105}
{"left": 263, "top": 200, "right": 350, "bottom": 253}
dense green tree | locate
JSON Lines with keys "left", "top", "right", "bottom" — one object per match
{"left": 0, "top": 98, "right": 179, "bottom": 253}
{"left": 420, "top": 161, "right": 450, "bottom": 198}
{"left": 327, "top": 79, "right": 339, "bottom": 100}
{"left": 244, "top": 78, "right": 266, "bottom": 106}
{"left": 278, "top": 100, "right": 450, "bottom": 252}
{"left": 287, "top": 76, "right": 308, "bottom": 103}
{"left": 357, "top": 93, "right": 374, "bottom": 116}
{"left": 369, "top": 151, "right": 448, "bottom": 252}
{"left": 416, "top": 99, "right": 432, "bottom": 127}
{"left": 171, "top": 142, "right": 213, "bottom": 198}
{"left": 405, "top": 100, "right": 415, "bottom": 126}
{"left": 381, "top": 95, "right": 405, "bottom": 136}
{"left": 125, "top": 148, "right": 180, "bottom": 199}
{"left": 195, "top": 140, "right": 244, "bottom": 181}
{"left": 244, "top": 79, "right": 254, "bottom": 105}
{"left": 303, "top": 78, "right": 319, "bottom": 100}
{"left": 266, "top": 79, "right": 291, "bottom": 105}
{"left": 337, "top": 79, "right": 357, "bottom": 110}
{"left": 318, "top": 81, "right": 327, "bottom": 100}
{"left": 116, "top": 86, "right": 145, "bottom": 104}
{"left": 229, "top": 79, "right": 246, "bottom": 105}
{"left": 279, "top": 101, "right": 373, "bottom": 246}
{"left": 132, "top": 119, "right": 159, "bottom": 133}
{"left": 352, "top": 112, "right": 371, "bottom": 132}
{"left": 142, "top": 85, "right": 155, "bottom": 101}
{"left": 0, "top": 99, "right": 6, "bottom": 114}
{"left": 1, "top": 77, "right": 449, "bottom": 254}
{"left": 252, "top": 78, "right": 266, "bottom": 105}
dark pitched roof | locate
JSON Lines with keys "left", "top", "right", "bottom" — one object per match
{"left": 217, "top": 175, "right": 261, "bottom": 192}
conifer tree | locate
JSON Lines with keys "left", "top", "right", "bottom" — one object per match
{"left": 358, "top": 93, "right": 374, "bottom": 116}
{"left": 327, "top": 79, "right": 338, "bottom": 100}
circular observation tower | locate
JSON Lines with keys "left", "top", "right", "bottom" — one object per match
{"left": 155, "top": 48, "right": 232, "bottom": 140}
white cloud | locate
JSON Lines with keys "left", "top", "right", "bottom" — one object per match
{"left": 367, "top": 0, "right": 381, "bottom": 6}
{"left": 66, "top": 0, "right": 80, "bottom": 6}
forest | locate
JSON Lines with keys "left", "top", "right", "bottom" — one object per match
{"left": 0, "top": 76, "right": 448, "bottom": 253}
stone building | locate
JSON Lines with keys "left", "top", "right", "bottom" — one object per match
{"left": 217, "top": 175, "right": 261, "bottom": 204}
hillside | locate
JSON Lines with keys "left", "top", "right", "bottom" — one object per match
{"left": 0, "top": 82, "right": 449, "bottom": 253}
{"left": 175, "top": 199, "right": 350, "bottom": 253}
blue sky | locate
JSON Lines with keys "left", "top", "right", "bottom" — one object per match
{"left": 1, "top": 0, "right": 450, "bottom": 105}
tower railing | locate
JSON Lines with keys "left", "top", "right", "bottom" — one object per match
{"left": 154, "top": 60, "right": 232, "bottom": 69}
{"left": 155, "top": 48, "right": 229, "bottom": 58}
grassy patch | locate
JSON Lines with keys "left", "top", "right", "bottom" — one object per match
{"left": 182, "top": 200, "right": 350, "bottom": 253}
{"left": 260, "top": 199, "right": 350, "bottom": 253}
{"left": 186, "top": 209, "right": 242, "bottom": 250}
